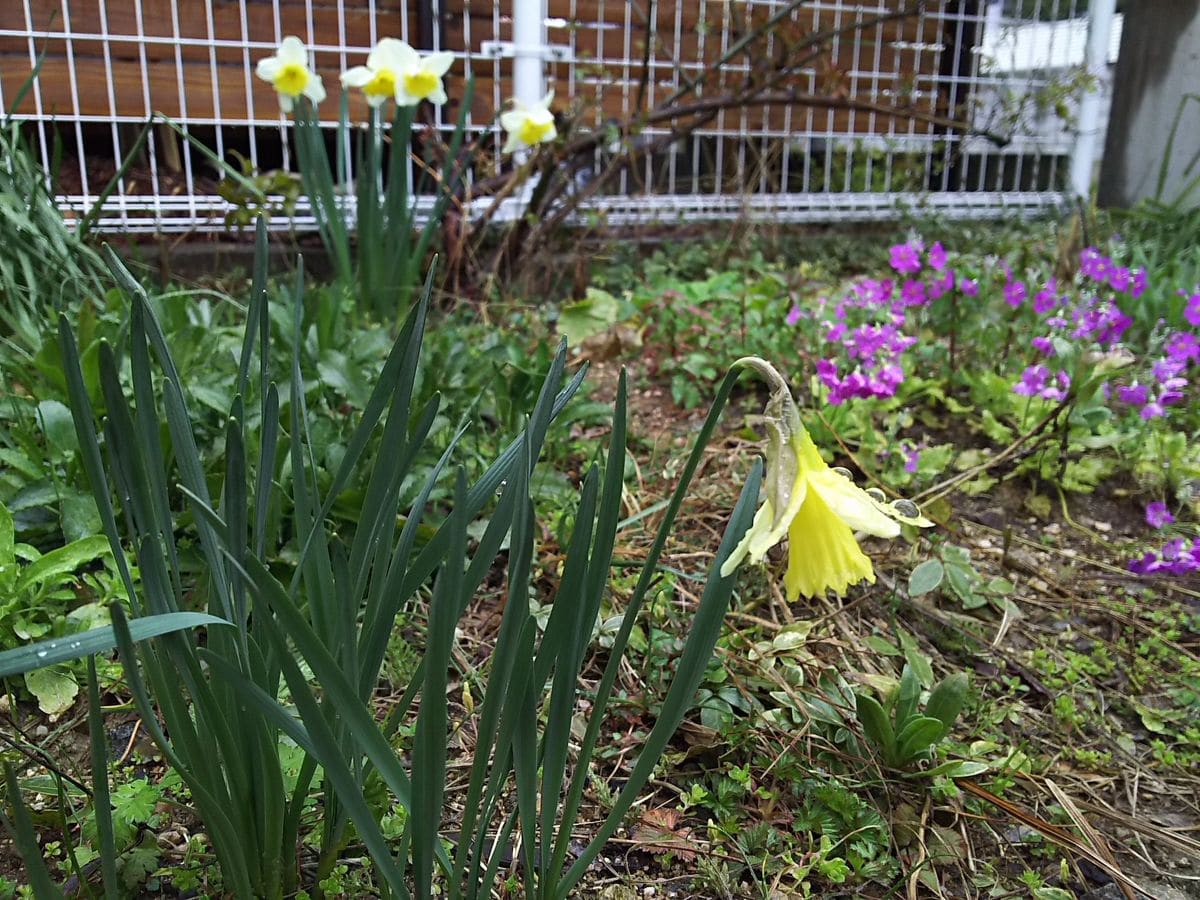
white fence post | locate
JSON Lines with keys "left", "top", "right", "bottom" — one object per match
{"left": 512, "top": 0, "right": 546, "bottom": 108}
{"left": 508, "top": 0, "right": 547, "bottom": 212}
{"left": 1069, "top": 0, "right": 1118, "bottom": 203}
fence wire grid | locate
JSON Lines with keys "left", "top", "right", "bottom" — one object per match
{"left": 0, "top": 0, "right": 1119, "bottom": 233}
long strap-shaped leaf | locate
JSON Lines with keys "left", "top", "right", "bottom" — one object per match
{"left": 1, "top": 762, "right": 66, "bottom": 900}
{"left": 0, "top": 613, "right": 229, "bottom": 677}
{"left": 108, "top": 605, "right": 256, "bottom": 899}
{"left": 456, "top": 432, "right": 537, "bottom": 898}
{"left": 412, "top": 469, "right": 469, "bottom": 899}
{"left": 554, "top": 456, "right": 763, "bottom": 898}
{"left": 85, "top": 658, "right": 120, "bottom": 900}
{"left": 181, "top": 499, "right": 425, "bottom": 830}
{"left": 548, "top": 366, "right": 752, "bottom": 897}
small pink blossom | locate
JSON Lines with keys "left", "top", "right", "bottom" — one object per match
{"left": 928, "top": 241, "right": 947, "bottom": 272}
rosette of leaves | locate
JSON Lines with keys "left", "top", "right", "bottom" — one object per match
{"left": 855, "top": 664, "right": 971, "bottom": 772}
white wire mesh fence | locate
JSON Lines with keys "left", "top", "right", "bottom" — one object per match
{"left": 0, "top": 0, "right": 1115, "bottom": 233}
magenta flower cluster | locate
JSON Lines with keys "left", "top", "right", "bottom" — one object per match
{"left": 1008, "top": 250, "right": 1139, "bottom": 402}
{"left": 802, "top": 239, "right": 954, "bottom": 404}
{"left": 1110, "top": 286, "right": 1200, "bottom": 421}
{"left": 1128, "top": 537, "right": 1200, "bottom": 576}
{"left": 1079, "top": 247, "right": 1149, "bottom": 299}
{"left": 1130, "top": 502, "right": 1196, "bottom": 576}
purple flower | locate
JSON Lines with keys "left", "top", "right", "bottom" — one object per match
{"left": 958, "top": 276, "right": 979, "bottom": 297}
{"left": 902, "top": 443, "right": 921, "bottom": 474}
{"left": 900, "top": 279, "right": 927, "bottom": 307}
{"left": 1014, "top": 364, "right": 1050, "bottom": 396}
{"left": 1033, "top": 281, "right": 1058, "bottom": 314}
{"left": 1129, "top": 551, "right": 1160, "bottom": 575}
{"left": 1040, "top": 371, "right": 1071, "bottom": 402}
{"left": 889, "top": 241, "right": 923, "bottom": 275}
{"left": 1108, "top": 266, "right": 1131, "bottom": 292}
{"left": 1166, "top": 332, "right": 1200, "bottom": 363}
{"left": 928, "top": 269, "right": 955, "bottom": 300}
{"left": 1080, "top": 247, "right": 1112, "bottom": 283}
{"left": 1131, "top": 268, "right": 1148, "bottom": 299}
{"left": 1117, "top": 383, "right": 1149, "bottom": 405}
{"left": 1129, "top": 537, "right": 1200, "bottom": 576}
{"left": 1031, "top": 336, "right": 1055, "bottom": 356}
{"left": 1145, "top": 501, "right": 1174, "bottom": 529}
{"left": 1141, "top": 401, "right": 1166, "bottom": 420}
{"left": 786, "top": 304, "right": 802, "bottom": 326}
{"left": 1152, "top": 357, "right": 1186, "bottom": 383}
{"left": 928, "top": 241, "right": 948, "bottom": 272}
{"left": 1184, "top": 292, "right": 1200, "bottom": 328}
{"left": 815, "top": 358, "right": 839, "bottom": 386}
{"left": 1004, "top": 279, "right": 1027, "bottom": 308}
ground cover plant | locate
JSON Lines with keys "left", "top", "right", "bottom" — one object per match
{"left": 2, "top": 40, "right": 1200, "bottom": 900}
{"left": 4, "top": 208, "right": 1199, "bottom": 898}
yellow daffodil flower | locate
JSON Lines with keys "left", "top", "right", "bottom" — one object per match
{"left": 255, "top": 36, "right": 326, "bottom": 113}
{"left": 499, "top": 92, "right": 557, "bottom": 153}
{"left": 341, "top": 39, "right": 454, "bottom": 107}
{"left": 721, "top": 357, "right": 933, "bottom": 599}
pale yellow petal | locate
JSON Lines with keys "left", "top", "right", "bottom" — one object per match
{"left": 368, "top": 38, "right": 410, "bottom": 72}
{"left": 341, "top": 65, "right": 373, "bottom": 88}
{"left": 423, "top": 51, "right": 455, "bottom": 76}
{"left": 501, "top": 130, "right": 524, "bottom": 153}
{"left": 256, "top": 57, "right": 282, "bottom": 82}
{"left": 721, "top": 500, "right": 776, "bottom": 577}
{"left": 303, "top": 74, "right": 326, "bottom": 105}
{"left": 807, "top": 468, "right": 901, "bottom": 538}
{"left": 277, "top": 36, "right": 308, "bottom": 64}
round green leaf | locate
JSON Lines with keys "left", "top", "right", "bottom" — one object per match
{"left": 907, "top": 559, "right": 944, "bottom": 596}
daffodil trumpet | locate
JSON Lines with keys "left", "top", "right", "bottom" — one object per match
{"left": 720, "top": 357, "right": 933, "bottom": 599}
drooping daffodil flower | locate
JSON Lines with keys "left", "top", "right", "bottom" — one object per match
{"left": 341, "top": 39, "right": 454, "bottom": 107}
{"left": 500, "top": 92, "right": 557, "bottom": 153}
{"left": 255, "top": 36, "right": 326, "bottom": 113}
{"left": 721, "top": 358, "right": 933, "bottom": 599}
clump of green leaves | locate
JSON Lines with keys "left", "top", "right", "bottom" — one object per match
{"left": 0, "top": 500, "right": 112, "bottom": 714}
{"left": 855, "top": 664, "right": 971, "bottom": 772}
{"left": 2, "top": 218, "right": 764, "bottom": 900}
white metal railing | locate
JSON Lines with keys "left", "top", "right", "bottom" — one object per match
{"left": 0, "top": 0, "right": 1119, "bottom": 233}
